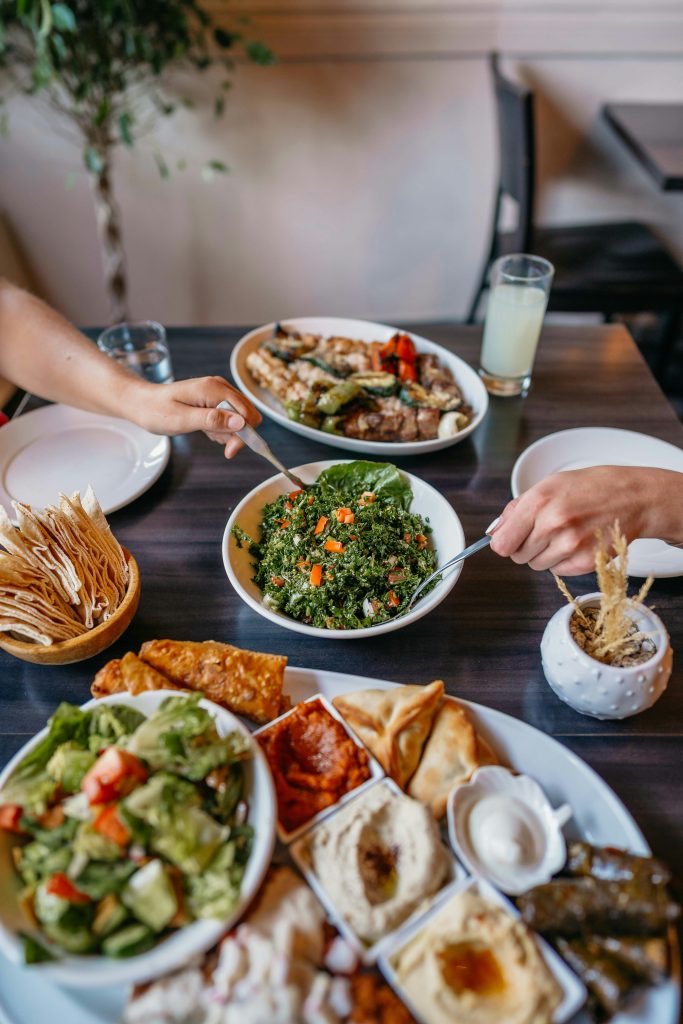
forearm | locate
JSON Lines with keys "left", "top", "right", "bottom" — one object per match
{"left": 0, "top": 281, "right": 148, "bottom": 424}
{"left": 642, "top": 469, "right": 683, "bottom": 545}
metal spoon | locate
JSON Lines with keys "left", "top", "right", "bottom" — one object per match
{"left": 405, "top": 534, "right": 492, "bottom": 612}
{"left": 217, "top": 400, "right": 309, "bottom": 491}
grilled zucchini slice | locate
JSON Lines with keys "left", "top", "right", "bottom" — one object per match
{"left": 349, "top": 371, "right": 397, "bottom": 396}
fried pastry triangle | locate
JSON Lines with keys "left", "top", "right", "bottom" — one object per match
{"left": 333, "top": 679, "right": 444, "bottom": 787}
{"left": 408, "top": 698, "right": 499, "bottom": 819}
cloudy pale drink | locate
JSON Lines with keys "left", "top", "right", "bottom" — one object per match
{"left": 480, "top": 283, "right": 547, "bottom": 378}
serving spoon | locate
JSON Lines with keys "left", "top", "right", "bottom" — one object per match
{"left": 217, "top": 400, "right": 309, "bottom": 491}
{"left": 405, "top": 533, "right": 492, "bottom": 613}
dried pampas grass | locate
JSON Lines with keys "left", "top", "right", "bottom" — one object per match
{"left": 554, "top": 522, "right": 655, "bottom": 666}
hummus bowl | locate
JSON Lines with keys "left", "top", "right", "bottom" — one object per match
{"left": 0, "top": 691, "right": 276, "bottom": 990}
{"left": 381, "top": 875, "right": 587, "bottom": 1024}
{"left": 291, "top": 777, "right": 465, "bottom": 965}
{"left": 223, "top": 459, "right": 466, "bottom": 640}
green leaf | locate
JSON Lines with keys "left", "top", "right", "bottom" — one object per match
{"left": 51, "top": 4, "right": 76, "bottom": 32}
{"left": 39, "top": 0, "right": 52, "bottom": 37}
{"left": 246, "top": 41, "right": 275, "bottom": 66}
{"left": 154, "top": 151, "right": 170, "bottom": 180}
{"left": 84, "top": 146, "right": 103, "bottom": 175}
{"left": 118, "top": 111, "right": 133, "bottom": 146}
{"left": 206, "top": 160, "right": 228, "bottom": 173}
{"left": 317, "top": 461, "right": 413, "bottom": 510}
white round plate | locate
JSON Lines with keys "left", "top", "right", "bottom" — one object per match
{"left": 230, "top": 316, "right": 489, "bottom": 455}
{"left": 511, "top": 427, "right": 683, "bottom": 578}
{"left": 223, "top": 459, "right": 466, "bottom": 639}
{"left": 0, "top": 690, "right": 276, "bottom": 991}
{"left": 0, "top": 405, "right": 171, "bottom": 515}
{"left": 0, "top": 667, "right": 677, "bottom": 1023}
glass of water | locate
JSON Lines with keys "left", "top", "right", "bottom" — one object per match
{"left": 479, "top": 254, "right": 554, "bottom": 397}
{"left": 97, "top": 321, "right": 174, "bottom": 384}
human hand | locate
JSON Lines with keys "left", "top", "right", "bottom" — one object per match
{"left": 130, "top": 376, "right": 261, "bottom": 459}
{"left": 487, "top": 466, "right": 656, "bottom": 575}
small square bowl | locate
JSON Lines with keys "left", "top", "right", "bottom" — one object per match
{"left": 380, "top": 875, "right": 586, "bottom": 1024}
{"left": 291, "top": 778, "right": 464, "bottom": 965}
{"left": 254, "top": 693, "right": 383, "bottom": 843}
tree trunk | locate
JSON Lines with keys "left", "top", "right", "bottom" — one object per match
{"left": 90, "top": 154, "right": 129, "bottom": 324}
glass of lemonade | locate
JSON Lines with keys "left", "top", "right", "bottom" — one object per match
{"left": 479, "top": 254, "right": 554, "bottom": 397}
{"left": 97, "top": 321, "right": 174, "bottom": 384}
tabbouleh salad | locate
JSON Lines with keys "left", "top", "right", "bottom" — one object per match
{"left": 232, "top": 462, "right": 438, "bottom": 630}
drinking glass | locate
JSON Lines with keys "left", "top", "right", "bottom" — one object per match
{"left": 97, "top": 321, "right": 174, "bottom": 384}
{"left": 478, "top": 254, "right": 554, "bottom": 397}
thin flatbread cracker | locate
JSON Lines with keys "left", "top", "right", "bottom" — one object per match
{"left": 138, "top": 639, "right": 288, "bottom": 724}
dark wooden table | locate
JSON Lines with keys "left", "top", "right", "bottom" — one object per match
{"left": 604, "top": 103, "right": 683, "bottom": 191}
{"left": 2, "top": 323, "right": 683, "bottom": 884}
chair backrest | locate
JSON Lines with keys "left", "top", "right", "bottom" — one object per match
{"left": 490, "top": 53, "right": 535, "bottom": 254}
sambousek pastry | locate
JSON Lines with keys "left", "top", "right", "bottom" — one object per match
{"left": 332, "top": 680, "right": 443, "bottom": 787}
{"left": 0, "top": 486, "right": 129, "bottom": 645}
{"left": 408, "top": 698, "right": 499, "bottom": 819}
{"left": 92, "top": 639, "right": 289, "bottom": 725}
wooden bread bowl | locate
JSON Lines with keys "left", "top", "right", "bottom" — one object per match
{"left": 0, "top": 549, "right": 140, "bottom": 665}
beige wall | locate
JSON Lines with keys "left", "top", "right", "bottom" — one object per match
{"left": 1, "top": 0, "right": 682, "bottom": 326}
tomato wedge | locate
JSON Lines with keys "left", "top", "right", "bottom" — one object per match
{"left": 387, "top": 590, "right": 401, "bottom": 608}
{"left": 314, "top": 516, "right": 328, "bottom": 535}
{"left": 0, "top": 804, "right": 24, "bottom": 834}
{"left": 310, "top": 564, "right": 323, "bottom": 587}
{"left": 93, "top": 804, "right": 130, "bottom": 846}
{"left": 45, "top": 872, "right": 90, "bottom": 904}
{"left": 81, "top": 747, "right": 148, "bottom": 805}
{"left": 324, "top": 539, "right": 345, "bottom": 553}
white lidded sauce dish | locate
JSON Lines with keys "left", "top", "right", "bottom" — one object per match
{"left": 447, "top": 766, "right": 571, "bottom": 896}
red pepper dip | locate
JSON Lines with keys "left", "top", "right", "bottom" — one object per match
{"left": 258, "top": 699, "right": 371, "bottom": 833}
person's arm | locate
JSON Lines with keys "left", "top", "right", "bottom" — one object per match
{"left": 488, "top": 465, "right": 683, "bottom": 575}
{"left": 0, "top": 280, "right": 259, "bottom": 458}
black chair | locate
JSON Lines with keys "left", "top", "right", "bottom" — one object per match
{"left": 466, "top": 54, "right": 683, "bottom": 377}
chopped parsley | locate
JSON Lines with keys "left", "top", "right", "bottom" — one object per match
{"left": 232, "top": 462, "right": 437, "bottom": 630}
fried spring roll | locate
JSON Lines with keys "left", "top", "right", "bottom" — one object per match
{"left": 567, "top": 842, "right": 671, "bottom": 887}
{"left": 517, "top": 877, "right": 679, "bottom": 936}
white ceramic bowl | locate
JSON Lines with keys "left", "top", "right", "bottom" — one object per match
{"left": 447, "top": 766, "right": 572, "bottom": 896}
{"left": 541, "top": 592, "right": 673, "bottom": 720}
{"left": 230, "top": 316, "right": 489, "bottom": 456}
{"left": 0, "top": 690, "right": 276, "bottom": 988}
{"left": 223, "top": 459, "right": 466, "bottom": 639}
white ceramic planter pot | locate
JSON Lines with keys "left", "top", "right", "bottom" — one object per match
{"left": 541, "top": 592, "right": 673, "bottom": 720}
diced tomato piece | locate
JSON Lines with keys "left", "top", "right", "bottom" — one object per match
{"left": 93, "top": 804, "right": 130, "bottom": 847}
{"left": 349, "top": 534, "right": 357, "bottom": 541}
{"left": 387, "top": 590, "right": 401, "bottom": 608}
{"left": 0, "top": 804, "right": 24, "bottom": 834}
{"left": 296, "top": 558, "right": 311, "bottom": 571}
{"left": 288, "top": 489, "right": 303, "bottom": 500}
{"left": 404, "top": 533, "right": 412, "bottom": 543}
{"left": 314, "top": 516, "right": 328, "bottom": 535}
{"left": 82, "top": 747, "right": 148, "bottom": 805}
{"left": 387, "top": 570, "right": 407, "bottom": 584}
{"left": 398, "top": 360, "right": 418, "bottom": 382}
{"left": 38, "top": 805, "right": 65, "bottom": 830}
{"left": 278, "top": 519, "right": 291, "bottom": 529}
{"left": 307, "top": 495, "right": 315, "bottom": 505}
{"left": 324, "top": 539, "right": 344, "bottom": 553}
{"left": 334, "top": 508, "right": 354, "bottom": 523}
{"left": 358, "top": 492, "right": 375, "bottom": 506}
{"left": 45, "top": 873, "right": 90, "bottom": 904}
{"left": 310, "top": 564, "right": 323, "bottom": 587}
{"left": 284, "top": 501, "right": 293, "bottom": 511}
{"left": 380, "top": 334, "right": 398, "bottom": 359}
{"left": 396, "top": 334, "right": 417, "bottom": 362}
{"left": 271, "top": 576, "right": 286, "bottom": 587}
{"left": 416, "top": 533, "right": 428, "bottom": 549}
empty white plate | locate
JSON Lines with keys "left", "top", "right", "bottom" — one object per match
{"left": 511, "top": 427, "right": 683, "bottom": 578}
{"left": 0, "top": 405, "right": 171, "bottom": 515}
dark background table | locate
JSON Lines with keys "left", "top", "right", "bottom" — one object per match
{"left": 2, "top": 323, "right": 683, "bottom": 883}
{"left": 604, "top": 103, "right": 683, "bottom": 192}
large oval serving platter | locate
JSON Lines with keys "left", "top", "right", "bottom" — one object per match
{"left": 0, "top": 668, "right": 678, "bottom": 1023}
{"left": 230, "top": 316, "right": 489, "bottom": 455}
